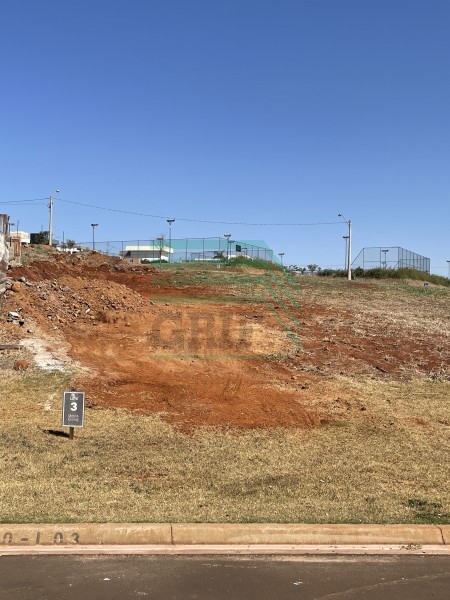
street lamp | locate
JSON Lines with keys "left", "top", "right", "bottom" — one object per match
{"left": 381, "top": 249, "right": 389, "bottom": 269}
{"left": 91, "top": 224, "right": 98, "bottom": 251}
{"left": 49, "top": 189, "right": 60, "bottom": 246}
{"left": 224, "top": 234, "right": 231, "bottom": 260}
{"left": 447, "top": 260, "right": 450, "bottom": 279}
{"left": 338, "top": 214, "right": 352, "bottom": 281}
{"left": 278, "top": 252, "right": 285, "bottom": 266}
{"left": 167, "top": 219, "right": 175, "bottom": 263}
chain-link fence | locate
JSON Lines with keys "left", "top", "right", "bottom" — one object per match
{"left": 76, "top": 237, "right": 278, "bottom": 264}
{"left": 352, "top": 246, "right": 430, "bottom": 273}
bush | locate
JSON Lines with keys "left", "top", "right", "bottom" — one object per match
{"left": 318, "top": 266, "right": 449, "bottom": 287}
{"left": 226, "top": 256, "right": 284, "bottom": 271}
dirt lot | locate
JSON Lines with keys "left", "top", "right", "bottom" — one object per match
{"left": 4, "top": 251, "right": 450, "bottom": 430}
{"left": 1, "top": 251, "right": 449, "bottom": 524}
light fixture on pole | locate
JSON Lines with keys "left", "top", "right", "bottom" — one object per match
{"left": 224, "top": 234, "right": 231, "bottom": 260}
{"left": 381, "top": 249, "right": 389, "bottom": 269}
{"left": 278, "top": 252, "right": 285, "bottom": 266}
{"left": 48, "top": 189, "right": 60, "bottom": 247}
{"left": 343, "top": 235, "right": 349, "bottom": 271}
{"left": 447, "top": 260, "right": 450, "bottom": 279}
{"left": 91, "top": 224, "right": 98, "bottom": 251}
{"left": 338, "top": 214, "right": 352, "bottom": 281}
{"left": 167, "top": 219, "right": 175, "bottom": 263}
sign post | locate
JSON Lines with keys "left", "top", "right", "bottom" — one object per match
{"left": 62, "top": 391, "right": 85, "bottom": 439}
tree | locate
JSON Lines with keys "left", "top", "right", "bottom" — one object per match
{"left": 155, "top": 235, "right": 165, "bottom": 262}
{"left": 66, "top": 239, "right": 76, "bottom": 248}
{"left": 307, "top": 264, "right": 318, "bottom": 274}
{"left": 30, "top": 231, "right": 49, "bottom": 245}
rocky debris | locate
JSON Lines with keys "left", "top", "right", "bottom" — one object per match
{"left": 7, "top": 311, "right": 25, "bottom": 327}
{"left": 13, "top": 360, "right": 29, "bottom": 371}
{"left": 5, "top": 276, "right": 33, "bottom": 292}
{"left": 4, "top": 267, "right": 150, "bottom": 330}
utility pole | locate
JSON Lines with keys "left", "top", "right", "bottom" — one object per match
{"left": 348, "top": 220, "right": 352, "bottom": 280}
{"left": 48, "top": 189, "right": 60, "bottom": 246}
{"left": 49, "top": 195, "right": 53, "bottom": 246}
{"left": 91, "top": 224, "right": 98, "bottom": 250}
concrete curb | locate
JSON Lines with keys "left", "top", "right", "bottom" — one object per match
{"left": 441, "top": 525, "right": 450, "bottom": 545}
{"left": 1, "top": 544, "right": 450, "bottom": 556}
{"left": 171, "top": 524, "right": 444, "bottom": 546}
{"left": 0, "top": 524, "right": 446, "bottom": 549}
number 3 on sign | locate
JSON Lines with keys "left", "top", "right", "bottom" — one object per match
{"left": 70, "top": 402, "right": 77, "bottom": 411}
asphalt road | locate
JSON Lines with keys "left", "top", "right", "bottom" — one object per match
{"left": 1, "top": 555, "right": 449, "bottom": 599}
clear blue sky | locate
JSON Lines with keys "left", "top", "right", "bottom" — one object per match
{"left": 1, "top": 0, "right": 449, "bottom": 273}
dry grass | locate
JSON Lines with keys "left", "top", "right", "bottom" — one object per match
{"left": 0, "top": 368, "right": 449, "bottom": 524}
{"left": 304, "top": 278, "right": 450, "bottom": 339}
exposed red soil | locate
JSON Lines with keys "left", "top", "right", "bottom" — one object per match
{"left": 5, "top": 252, "right": 449, "bottom": 430}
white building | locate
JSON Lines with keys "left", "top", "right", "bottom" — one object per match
{"left": 120, "top": 244, "right": 173, "bottom": 263}
{"left": 9, "top": 230, "right": 30, "bottom": 244}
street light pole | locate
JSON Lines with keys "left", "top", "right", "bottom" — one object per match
{"left": 447, "top": 260, "right": 450, "bottom": 279}
{"left": 278, "top": 252, "right": 284, "bottom": 266}
{"left": 91, "top": 224, "right": 98, "bottom": 250}
{"left": 338, "top": 214, "right": 352, "bottom": 280}
{"left": 343, "top": 236, "right": 349, "bottom": 271}
{"left": 224, "top": 234, "right": 231, "bottom": 261}
{"left": 167, "top": 219, "right": 175, "bottom": 263}
{"left": 381, "top": 249, "right": 389, "bottom": 269}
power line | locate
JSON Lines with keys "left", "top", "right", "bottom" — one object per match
{"left": 56, "top": 197, "right": 342, "bottom": 226}
{"left": 0, "top": 198, "right": 48, "bottom": 204}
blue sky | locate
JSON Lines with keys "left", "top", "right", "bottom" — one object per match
{"left": 1, "top": 0, "right": 449, "bottom": 273}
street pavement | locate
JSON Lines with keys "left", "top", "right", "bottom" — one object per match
{"left": 1, "top": 555, "right": 449, "bottom": 599}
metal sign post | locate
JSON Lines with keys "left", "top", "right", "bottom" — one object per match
{"left": 62, "top": 391, "right": 85, "bottom": 439}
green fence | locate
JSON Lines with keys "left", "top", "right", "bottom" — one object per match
{"left": 77, "top": 237, "right": 278, "bottom": 264}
